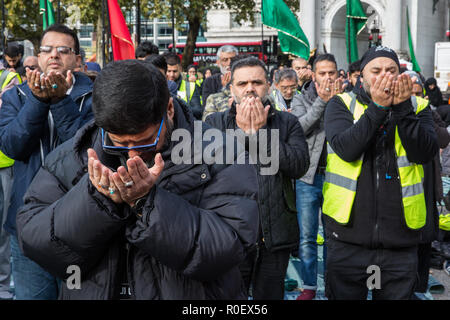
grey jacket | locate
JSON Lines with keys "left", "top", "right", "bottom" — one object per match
{"left": 442, "top": 139, "right": 450, "bottom": 176}
{"left": 290, "top": 81, "right": 327, "bottom": 184}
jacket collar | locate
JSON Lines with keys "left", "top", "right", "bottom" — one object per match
{"left": 352, "top": 77, "right": 371, "bottom": 105}
{"left": 301, "top": 80, "right": 319, "bottom": 102}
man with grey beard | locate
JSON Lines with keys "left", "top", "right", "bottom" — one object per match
{"left": 201, "top": 45, "right": 238, "bottom": 107}
{"left": 206, "top": 56, "right": 310, "bottom": 300}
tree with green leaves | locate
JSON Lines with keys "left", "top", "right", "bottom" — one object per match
{"left": 140, "top": 0, "right": 299, "bottom": 69}
{"left": 4, "top": 0, "right": 48, "bottom": 49}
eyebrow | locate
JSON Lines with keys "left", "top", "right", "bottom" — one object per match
{"left": 236, "top": 79, "right": 265, "bottom": 85}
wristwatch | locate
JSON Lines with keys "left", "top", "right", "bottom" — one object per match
{"left": 132, "top": 197, "right": 147, "bottom": 218}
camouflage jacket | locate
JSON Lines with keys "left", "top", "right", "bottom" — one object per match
{"left": 202, "top": 88, "right": 231, "bottom": 121}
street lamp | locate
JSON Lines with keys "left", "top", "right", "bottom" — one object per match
{"left": 368, "top": 18, "right": 382, "bottom": 48}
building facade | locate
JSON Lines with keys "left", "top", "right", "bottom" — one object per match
{"left": 205, "top": 0, "right": 450, "bottom": 78}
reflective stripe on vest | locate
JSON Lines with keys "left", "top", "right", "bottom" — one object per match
{"left": 0, "top": 70, "right": 22, "bottom": 90}
{"left": 178, "top": 80, "right": 195, "bottom": 103}
{"left": 322, "top": 93, "right": 428, "bottom": 229}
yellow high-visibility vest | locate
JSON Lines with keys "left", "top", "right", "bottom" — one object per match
{"left": 178, "top": 80, "right": 195, "bottom": 102}
{"left": 0, "top": 70, "right": 22, "bottom": 168}
{"left": 322, "top": 92, "right": 428, "bottom": 230}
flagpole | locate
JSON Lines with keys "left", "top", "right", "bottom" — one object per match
{"left": 261, "top": 0, "right": 264, "bottom": 58}
{"left": 136, "top": 0, "right": 141, "bottom": 45}
{"left": 44, "top": 0, "right": 49, "bottom": 29}
{"left": 171, "top": 0, "right": 175, "bottom": 52}
{"left": 1, "top": 0, "right": 4, "bottom": 54}
{"left": 101, "top": 0, "right": 106, "bottom": 67}
{"left": 347, "top": 15, "right": 351, "bottom": 63}
{"left": 106, "top": 0, "right": 113, "bottom": 61}
{"left": 57, "top": 0, "right": 60, "bottom": 24}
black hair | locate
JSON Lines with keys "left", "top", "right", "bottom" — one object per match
{"left": 270, "top": 68, "right": 278, "bottom": 81}
{"left": 313, "top": 53, "right": 337, "bottom": 71}
{"left": 163, "top": 52, "right": 181, "bottom": 66}
{"left": 348, "top": 60, "right": 361, "bottom": 75}
{"left": 145, "top": 54, "right": 168, "bottom": 73}
{"left": 40, "top": 24, "right": 80, "bottom": 55}
{"left": 274, "top": 68, "right": 297, "bottom": 84}
{"left": 135, "top": 41, "right": 159, "bottom": 59}
{"left": 187, "top": 64, "right": 197, "bottom": 71}
{"left": 16, "top": 66, "right": 26, "bottom": 78}
{"left": 4, "top": 45, "right": 21, "bottom": 58}
{"left": 231, "top": 57, "right": 269, "bottom": 83}
{"left": 93, "top": 60, "right": 168, "bottom": 134}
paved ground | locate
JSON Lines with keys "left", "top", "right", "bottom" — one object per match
{"left": 284, "top": 226, "right": 450, "bottom": 300}
{"left": 430, "top": 268, "right": 450, "bottom": 300}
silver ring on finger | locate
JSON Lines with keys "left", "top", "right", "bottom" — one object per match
{"left": 384, "top": 88, "right": 390, "bottom": 94}
{"left": 109, "top": 187, "right": 116, "bottom": 195}
{"left": 124, "top": 181, "right": 134, "bottom": 188}
{"left": 325, "top": 87, "right": 330, "bottom": 92}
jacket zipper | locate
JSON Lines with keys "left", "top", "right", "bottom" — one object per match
{"left": 126, "top": 242, "right": 136, "bottom": 299}
{"left": 374, "top": 169, "right": 379, "bottom": 247}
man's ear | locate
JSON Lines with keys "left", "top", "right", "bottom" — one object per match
{"left": 167, "top": 97, "right": 175, "bottom": 121}
{"left": 75, "top": 55, "right": 82, "bottom": 70}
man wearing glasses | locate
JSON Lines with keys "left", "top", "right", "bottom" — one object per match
{"left": 271, "top": 68, "right": 299, "bottom": 111}
{"left": 18, "top": 56, "right": 40, "bottom": 82}
{"left": 0, "top": 24, "right": 93, "bottom": 300}
{"left": 16, "top": 60, "right": 259, "bottom": 300}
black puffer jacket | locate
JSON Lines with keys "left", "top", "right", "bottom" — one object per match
{"left": 205, "top": 102, "right": 310, "bottom": 252}
{"left": 16, "top": 100, "right": 260, "bottom": 299}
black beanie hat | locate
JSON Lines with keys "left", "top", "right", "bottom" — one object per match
{"left": 360, "top": 46, "right": 400, "bottom": 72}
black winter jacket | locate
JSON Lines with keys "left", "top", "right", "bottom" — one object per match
{"left": 16, "top": 100, "right": 260, "bottom": 299}
{"left": 205, "top": 102, "right": 310, "bottom": 252}
{"left": 201, "top": 73, "right": 223, "bottom": 107}
{"left": 324, "top": 85, "right": 438, "bottom": 249}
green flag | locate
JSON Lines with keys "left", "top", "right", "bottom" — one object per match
{"left": 40, "top": 0, "right": 56, "bottom": 29}
{"left": 406, "top": 7, "right": 421, "bottom": 72}
{"left": 345, "top": 0, "right": 367, "bottom": 63}
{"left": 261, "top": 0, "right": 310, "bottom": 60}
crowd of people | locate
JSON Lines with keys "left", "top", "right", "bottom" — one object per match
{"left": 0, "top": 23, "right": 448, "bottom": 300}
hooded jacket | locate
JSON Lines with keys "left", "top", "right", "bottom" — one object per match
{"left": 324, "top": 84, "right": 438, "bottom": 248}
{"left": 205, "top": 101, "right": 309, "bottom": 252}
{"left": 0, "top": 72, "right": 93, "bottom": 236}
{"left": 16, "top": 100, "right": 259, "bottom": 299}
{"left": 425, "top": 77, "right": 444, "bottom": 107}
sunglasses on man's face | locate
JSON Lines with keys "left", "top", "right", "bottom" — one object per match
{"left": 101, "top": 118, "right": 164, "bottom": 155}
{"left": 39, "top": 45, "right": 75, "bottom": 55}
{"left": 24, "top": 66, "right": 37, "bottom": 71}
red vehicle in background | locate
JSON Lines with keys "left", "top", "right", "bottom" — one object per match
{"left": 168, "top": 41, "right": 270, "bottom": 66}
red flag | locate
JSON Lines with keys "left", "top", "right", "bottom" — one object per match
{"left": 107, "top": 0, "right": 135, "bottom": 60}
